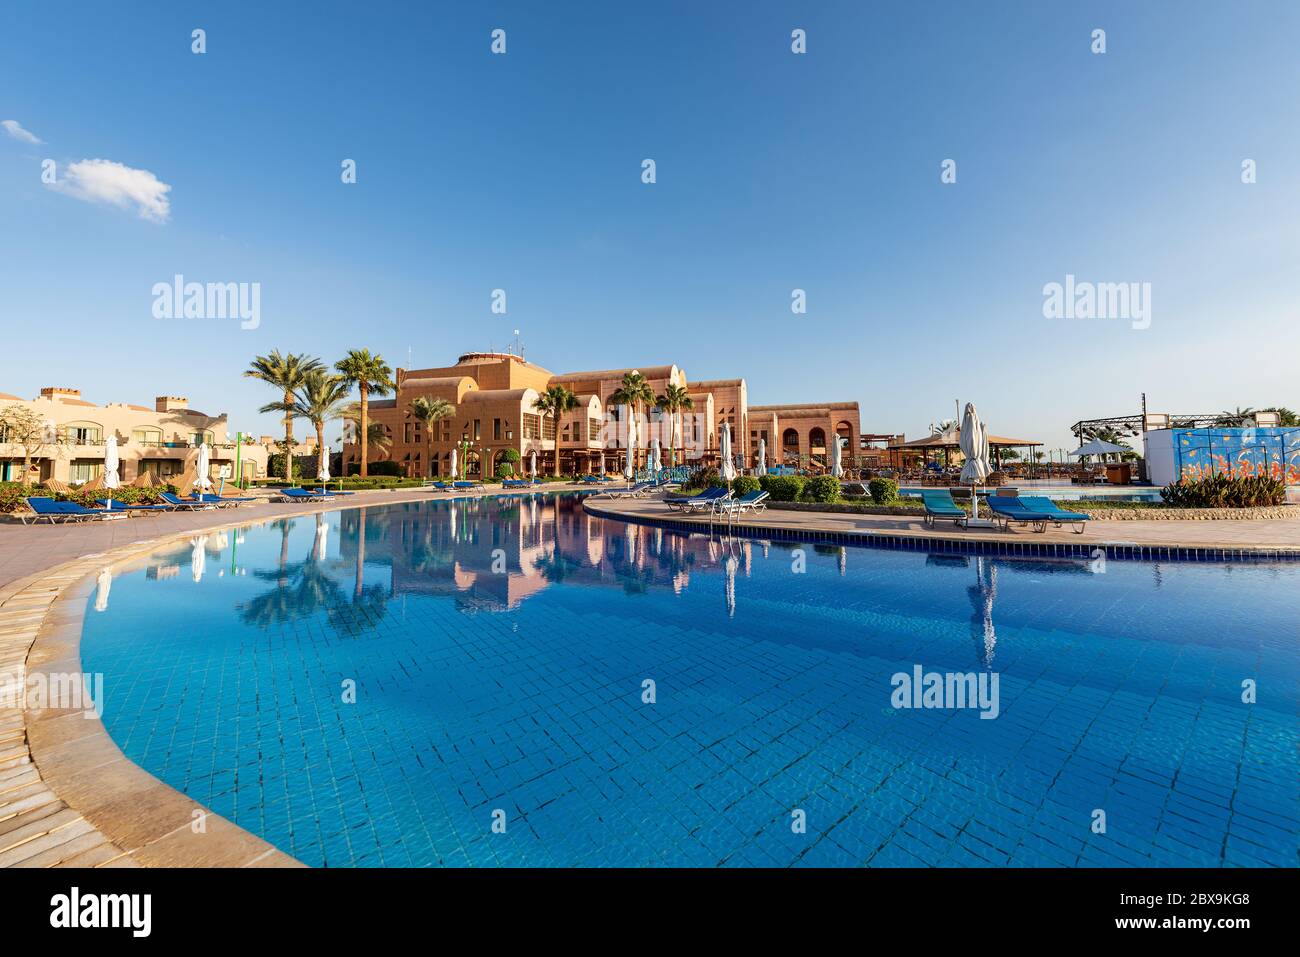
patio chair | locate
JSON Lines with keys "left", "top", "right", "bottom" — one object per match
{"left": 664, "top": 486, "right": 731, "bottom": 512}
{"left": 95, "top": 498, "right": 168, "bottom": 515}
{"left": 985, "top": 495, "right": 1053, "bottom": 533}
{"left": 1018, "top": 496, "right": 1091, "bottom": 534}
{"left": 920, "top": 490, "right": 968, "bottom": 528}
{"left": 160, "top": 491, "right": 219, "bottom": 510}
{"left": 20, "top": 497, "right": 119, "bottom": 525}
{"left": 273, "top": 488, "right": 329, "bottom": 503}
{"left": 714, "top": 490, "right": 769, "bottom": 516}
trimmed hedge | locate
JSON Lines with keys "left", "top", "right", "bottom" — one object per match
{"left": 760, "top": 475, "right": 805, "bottom": 502}
{"left": 800, "top": 475, "right": 841, "bottom": 503}
{"left": 731, "top": 476, "right": 761, "bottom": 496}
{"left": 0, "top": 481, "right": 171, "bottom": 513}
{"left": 868, "top": 477, "right": 899, "bottom": 505}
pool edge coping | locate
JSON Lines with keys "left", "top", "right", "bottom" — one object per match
{"left": 581, "top": 498, "right": 1300, "bottom": 563}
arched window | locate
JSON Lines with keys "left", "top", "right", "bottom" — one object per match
{"left": 132, "top": 427, "right": 163, "bottom": 447}
{"left": 836, "top": 420, "right": 853, "bottom": 440}
{"left": 782, "top": 428, "right": 799, "bottom": 448}
{"left": 809, "top": 428, "right": 826, "bottom": 450}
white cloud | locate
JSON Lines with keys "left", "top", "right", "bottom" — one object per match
{"left": 2, "top": 119, "right": 43, "bottom": 144}
{"left": 50, "top": 158, "right": 172, "bottom": 223}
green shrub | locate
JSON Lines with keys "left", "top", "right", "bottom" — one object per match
{"left": 760, "top": 475, "right": 805, "bottom": 502}
{"left": 800, "top": 475, "right": 841, "bottom": 503}
{"left": 731, "top": 475, "right": 761, "bottom": 496}
{"left": 867, "top": 477, "right": 899, "bottom": 505}
{"left": 1160, "top": 474, "right": 1286, "bottom": 508}
{"left": 0, "top": 482, "right": 172, "bottom": 513}
{"left": 347, "top": 460, "right": 404, "bottom": 477}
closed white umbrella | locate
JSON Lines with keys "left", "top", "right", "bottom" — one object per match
{"left": 196, "top": 443, "right": 212, "bottom": 492}
{"left": 94, "top": 567, "right": 112, "bottom": 612}
{"left": 529, "top": 448, "right": 537, "bottom": 479}
{"left": 756, "top": 438, "right": 767, "bottom": 477}
{"left": 959, "top": 403, "right": 992, "bottom": 523}
{"left": 318, "top": 444, "right": 330, "bottom": 483}
{"left": 450, "top": 446, "right": 458, "bottom": 480}
{"left": 831, "top": 434, "right": 844, "bottom": 478}
{"left": 623, "top": 405, "right": 636, "bottom": 480}
{"left": 719, "top": 422, "right": 736, "bottom": 481}
{"left": 649, "top": 437, "right": 661, "bottom": 474}
{"left": 102, "top": 434, "right": 120, "bottom": 509}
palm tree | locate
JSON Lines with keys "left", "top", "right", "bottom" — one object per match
{"left": 406, "top": 396, "right": 454, "bottom": 479}
{"left": 610, "top": 371, "right": 654, "bottom": 469}
{"left": 1216, "top": 406, "right": 1256, "bottom": 427}
{"left": 532, "top": 385, "right": 579, "bottom": 476}
{"left": 335, "top": 350, "right": 394, "bottom": 477}
{"left": 245, "top": 351, "right": 324, "bottom": 480}
{"left": 259, "top": 370, "right": 351, "bottom": 480}
{"left": 655, "top": 383, "right": 693, "bottom": 467}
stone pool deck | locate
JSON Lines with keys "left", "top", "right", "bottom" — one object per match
{"left": 2, "top": 483, "right": 1296, "bottom": 868}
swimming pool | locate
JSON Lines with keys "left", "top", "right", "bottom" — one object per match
{"left": 80, "top": 494, "right": 1299, "bottom": 867}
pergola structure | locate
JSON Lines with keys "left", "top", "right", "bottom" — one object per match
{"left": 887, "top": 430, "right": 1043, "bottom": 470}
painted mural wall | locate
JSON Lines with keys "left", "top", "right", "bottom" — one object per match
{"left": 1172, "top": 427, "right": 1300, "bottom": 485}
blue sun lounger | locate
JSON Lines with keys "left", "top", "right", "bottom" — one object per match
{"left": 920, "top": 490, "right": 968, "bottom": 528}
{"left": 189, "top": 492, "right": 255, "bottom": 507}
{"left": 95, "top": 498, "right": 168, "bottom": 515}
{"left": 274, "top": 488, "right": 330, "bottom": 503}
{"left": 453, "top": 481, "right": 484, "bottom": 491}
{"left": 665, "top": 486, "right": 730, "bottom": 512}
{"left": 159, "top": 491, "right": 218, "bottom": 510}
{"left": 1018, "top": 496, "right": 1091, "bottom": 534}
{"left": 603, "top": 481, "right": 653, "bottom": 499}
{"left": 986, "top": 495, "right": 1053, "bottom": 533}
{"left": 21, "top": 497, "right": 119, "bottom": 524}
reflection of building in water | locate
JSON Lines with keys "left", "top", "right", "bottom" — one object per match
{"left": 146, "top": 564, "right": 180, "bottom": 580}
{"left": 336, "top": 496, "right": 754, "bottom": 612}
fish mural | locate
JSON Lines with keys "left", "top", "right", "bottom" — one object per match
{"left": 1173, "top": 427, "right": 1300, "bottom": 485}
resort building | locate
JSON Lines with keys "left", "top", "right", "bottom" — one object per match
{"left": 0, "top": 386, "right": 269, "bottom": 484}
{"left": 343, "top": 352, "right": 863, "bottom": 478}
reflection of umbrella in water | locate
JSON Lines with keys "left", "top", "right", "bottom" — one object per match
{"left": 191, "top": 535, "right": 208, "bottom": 583}
{"left": 724, "top": 553, "right": 738, "bottom": 617}
{"left": 967, "top": 556, "right": 998, "bottom": 668}
{"left": 315, "top": 514, "right": 329, "bottom": 562}
{"left": 94, "top": 567, "right": 112, "bottom": 612}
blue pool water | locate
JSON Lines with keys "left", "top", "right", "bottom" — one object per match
{"left": 80, "top": 494, "right": 1299, "bottom": 867}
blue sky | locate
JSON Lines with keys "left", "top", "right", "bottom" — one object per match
{"left": 3, "top": 1, "right": 1299, "bottom": 452}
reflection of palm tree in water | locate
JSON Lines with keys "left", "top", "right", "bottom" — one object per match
{"left": 240, "top": 509, "right": 388, "bottom": 633}
{"left": 967, "top": 556, "right": 998, "bottom": 669}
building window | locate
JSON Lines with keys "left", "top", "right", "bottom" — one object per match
{"left": 543, "top": 416, "right": 556, "bottom": 441}
{"left": 70, "top": 459, "right": 103, "bottom": 483}
{"left": 65, "top": 422, "right": 103, "bottom": 445}
{"left": 494, "top": 418, "right": 502, "bottom": 440}
{"left": 523, "top": 414, "right": 541, "bottom": 440}
{"left": 473, "top": 419, "right": 481, "bottom": 441}
{"left": 191, "top": 430, "right": 214, "bottom": 446}
{"left": 132, "top": 427, "right": 163, "bottom": 447}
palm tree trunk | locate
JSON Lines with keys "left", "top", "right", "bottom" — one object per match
{"left": 426, "top": 435, "right": 433, "bottom": 479}
{"left": 283, "top": 389, "right": 295, "bottom": 481}
{"left": 359, "top": 383, "right": 370, "bottom": 478}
